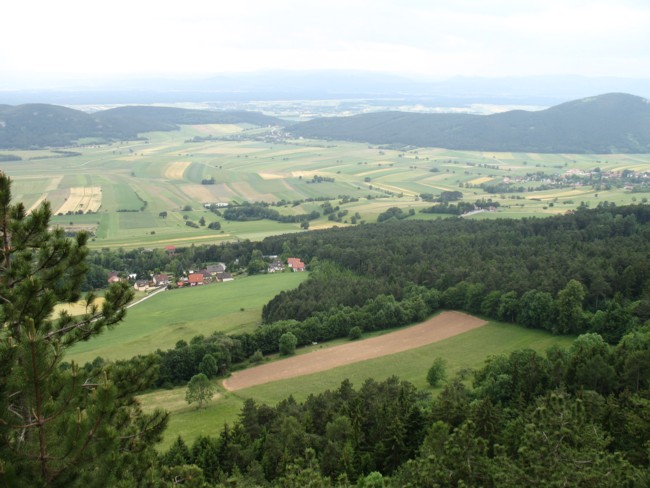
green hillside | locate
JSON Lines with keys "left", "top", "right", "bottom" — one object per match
{"left": 290, "top": 93, "right": 650, "bottom": 153}
{"left": 0, "top": 104, "right": 285, "bottom": 148}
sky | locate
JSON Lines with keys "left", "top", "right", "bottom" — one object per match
{"left": 2, "top": 0, "right": 650, "bottom": 88}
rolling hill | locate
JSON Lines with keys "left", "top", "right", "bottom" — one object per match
{"left": 0, "top": 104, "right": 285, "bottom": 149}
{"left": 289, "top": 93, "right": 650, "bottom": 153}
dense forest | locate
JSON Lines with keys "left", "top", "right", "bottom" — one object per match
{"left": 290, "top": 93, "right": 650, "bottom": 153}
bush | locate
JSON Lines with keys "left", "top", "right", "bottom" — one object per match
{"left": 349, "top": 326, "right": 362, "bottom": 340}
{"left": 426, "top": 357, "right": 447, "bottom": 387}
{"left": 249, "top": 349, "right": 264, "bottom": 364}
{"left": 279, "top": 332, "right": 298, "bottom": 356}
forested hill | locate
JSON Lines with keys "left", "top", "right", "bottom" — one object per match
{"left": 290, "top": 93, "right": 650, "bottom": 153}
{"left": 0, "top": 104, "right": 285, "bottom": 148}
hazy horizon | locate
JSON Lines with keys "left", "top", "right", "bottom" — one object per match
{"left": 3, "top": 0, "right": 650, "bottom": 92}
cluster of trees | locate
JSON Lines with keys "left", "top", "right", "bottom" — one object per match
{"left": 419, "top": 190, "right": 463, "bottom": 202}
{"left": 223, "top": 202, "right": 320, "bottom": 223}
{"left": 376, "top": 206, "right": 415, "bottom": 222}
{"left": 160, "top": 327, "right": 650, "bottom": 486}
{"left": 420, "top": 199, "right": 500, "bottom": 215}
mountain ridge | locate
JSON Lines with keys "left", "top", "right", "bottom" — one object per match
{"left": 1, "top": 93, "right": 649, "bottom": 153}
{"left": 289, "top": 93, "right": 650, "bottom": 153}
{"left": 0, "top": 105, "right": 285, "bottom": 149}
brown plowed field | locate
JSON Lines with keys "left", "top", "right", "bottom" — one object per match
{"left": 222, "top": 311, "right": 486, "bottom": 391}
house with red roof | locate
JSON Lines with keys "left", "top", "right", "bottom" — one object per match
{"left": 287, "top": 257, "right": 306, "bottom": 272}
{"left": 188, "top": 273, "right": 204, "bottom": 286}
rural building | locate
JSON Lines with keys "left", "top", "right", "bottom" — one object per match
{"left": 188, "top": 273, "right": 204, "bottom": 286}
{"left": 206, "top": 263, "right": 226, "bottom": 274}
{"left": 134, "top": 279, "right": 149, "bottom": 291}
{"left": 216, "top": 272, "right": 234, "bottom": 282}
{"left": 153, "top": 274, "right": 170, "bottom": 286}
{"left": 107, "top": 271, "right": 121, "bottom": 284}
{"left": 164, "top": 245, "right": 176, "bottom": 255}
{"left": 287, "top": 257, "right": 306, "bottom": 272}
{"left": 267, "top": 260, "right": 285, "bottom": 273}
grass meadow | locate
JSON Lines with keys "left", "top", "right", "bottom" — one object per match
{"left": 139, "top": 319, "right": 575, "bottom": 450}
{"left": 2, "top": 125, "right": 649, "bottom": 249}
{"left": 67, "top": 272, "right": 309, "bottom": 364}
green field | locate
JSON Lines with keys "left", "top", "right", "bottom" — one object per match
{"left": 3, "top": 125, "right": 649, "bottom": 248}
{"left": 67, "top": 272, "right": 309, "bottom": 364}
{"left": 139, "top": 320, "right": 575, "bottom": 449}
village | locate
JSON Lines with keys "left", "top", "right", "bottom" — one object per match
{"left": 106, "top": 256, "right": 307, "bottom": 292}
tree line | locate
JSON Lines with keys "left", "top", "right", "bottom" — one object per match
{"left": 259, "top": 204, "right": 650, "bottom": 341}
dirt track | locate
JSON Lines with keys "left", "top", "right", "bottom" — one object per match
{"left": 222, "top": 311, "right": 486, "bottom": 391}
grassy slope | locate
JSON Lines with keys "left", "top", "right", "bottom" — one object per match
{"left": 140, "top": 320, "right": 574, "bottom": 450}
{"left": 67, "top": 273, "right": 309, "bottom": 364}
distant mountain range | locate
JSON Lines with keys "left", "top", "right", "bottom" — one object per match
{"left": 289, "top": 93, "right": 650, "bottom": 153}
{"left": 2, "top": 72, "right": 650, "bottom": 106}
{"left": 1, "top": 93, "right": 649, "bottom": 153}
{"left": 0, "top": 105, "right": 284, "bottom": 149}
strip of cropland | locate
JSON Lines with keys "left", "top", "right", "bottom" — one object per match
{"left": 223, "top": 311, "right": 486, "bottom": 390}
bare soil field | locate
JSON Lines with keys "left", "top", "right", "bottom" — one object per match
{"left": 223, "top": 311, "right": 487, "bottom": 391}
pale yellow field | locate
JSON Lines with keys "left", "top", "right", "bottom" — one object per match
{"left": 468, "top": 176, "right": 494, "bottom": 185}
{"left": 528, "top": 188, "right": 594, "bottom": 200}
{"left": 265, "top": 148, "right": 310, "bottom": 157}
{"left": 53, "top": 297, "right": 106, "bottom": 318}
{"left": 483, "top": 152, "right": 514, "bottom": 159}
{"left": 192, "top": 124, "right": 243, "bottom": 135}
{"left": 370, "top": 182, "right": 417, "bottom": 196}
{"left": 258, "top": 172, "right": 287, "bottom": 180}
{"left": 105, "top": 234, "right": 232, "bottom": 248}
{"left": 610, "top": 164, "right": 650, "bottom": 172}
{"left": 421, "top": 173, "right": 453, "bottom": 182}
{"left": 164, "top": 161, "right": 192, "bottom": 180}
{"left": 45, "top": 175, "right": 63, "bottom": 191}
{"left": 358, "top": 167, "right": 398, "bottom": 177}
{"left": 180, "top": 183, "right": 237, "bottom": 203}
{"left": 26, "top": 195, "right": 48, "bottom": 214}
{"left": 196, "top": 146, "right": 265, "bottom": 155}
{"left": 229, "top": 181, "right": 275, "bottom": 201}
{"left": 291, "top": 170, "right": 319, "bottom": 178}
{"left": 55, "top": 187, "right": 102, "bottom": 214}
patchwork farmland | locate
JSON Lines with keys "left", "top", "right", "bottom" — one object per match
{"left": 2, "top": 122, "right": 650, "bottom": 249}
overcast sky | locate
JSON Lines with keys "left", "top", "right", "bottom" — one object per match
{"left": 2, "top": 0, "right": 650, "bottom": 88}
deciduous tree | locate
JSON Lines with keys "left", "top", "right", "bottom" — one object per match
{"left": 185, "top": 373, "right": 215, "bottom": 409}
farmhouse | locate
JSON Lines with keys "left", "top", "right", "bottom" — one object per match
{"left": 153, "top": 274, "right": 170, "bottom": 286}
{"left": 107, "top": 271, "right": 121, "bottom": 284}
{"left": 287, "top": 257, "right": 306, "bottom": 272}
{"left": 216, "top": 272, "right": 234, "bottom": 282}
{"left": 206, "top": 263, "right": 227, "bottom": 274}
{"left": 134, "top": 279, "right": 149, "bottom": 291}
{"left": 267, "top": 260, "right": 285, "bottom": 273}
{"left": 188, "top": 273, "right": 204, "bottom": 286}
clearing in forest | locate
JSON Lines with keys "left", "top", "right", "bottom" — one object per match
{"left": 223, "top": 311, "right": 486, "bottom": 391}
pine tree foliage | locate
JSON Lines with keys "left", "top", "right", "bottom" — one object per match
{"left": 0, "top": 172, "right": 168, "bottom": 487}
